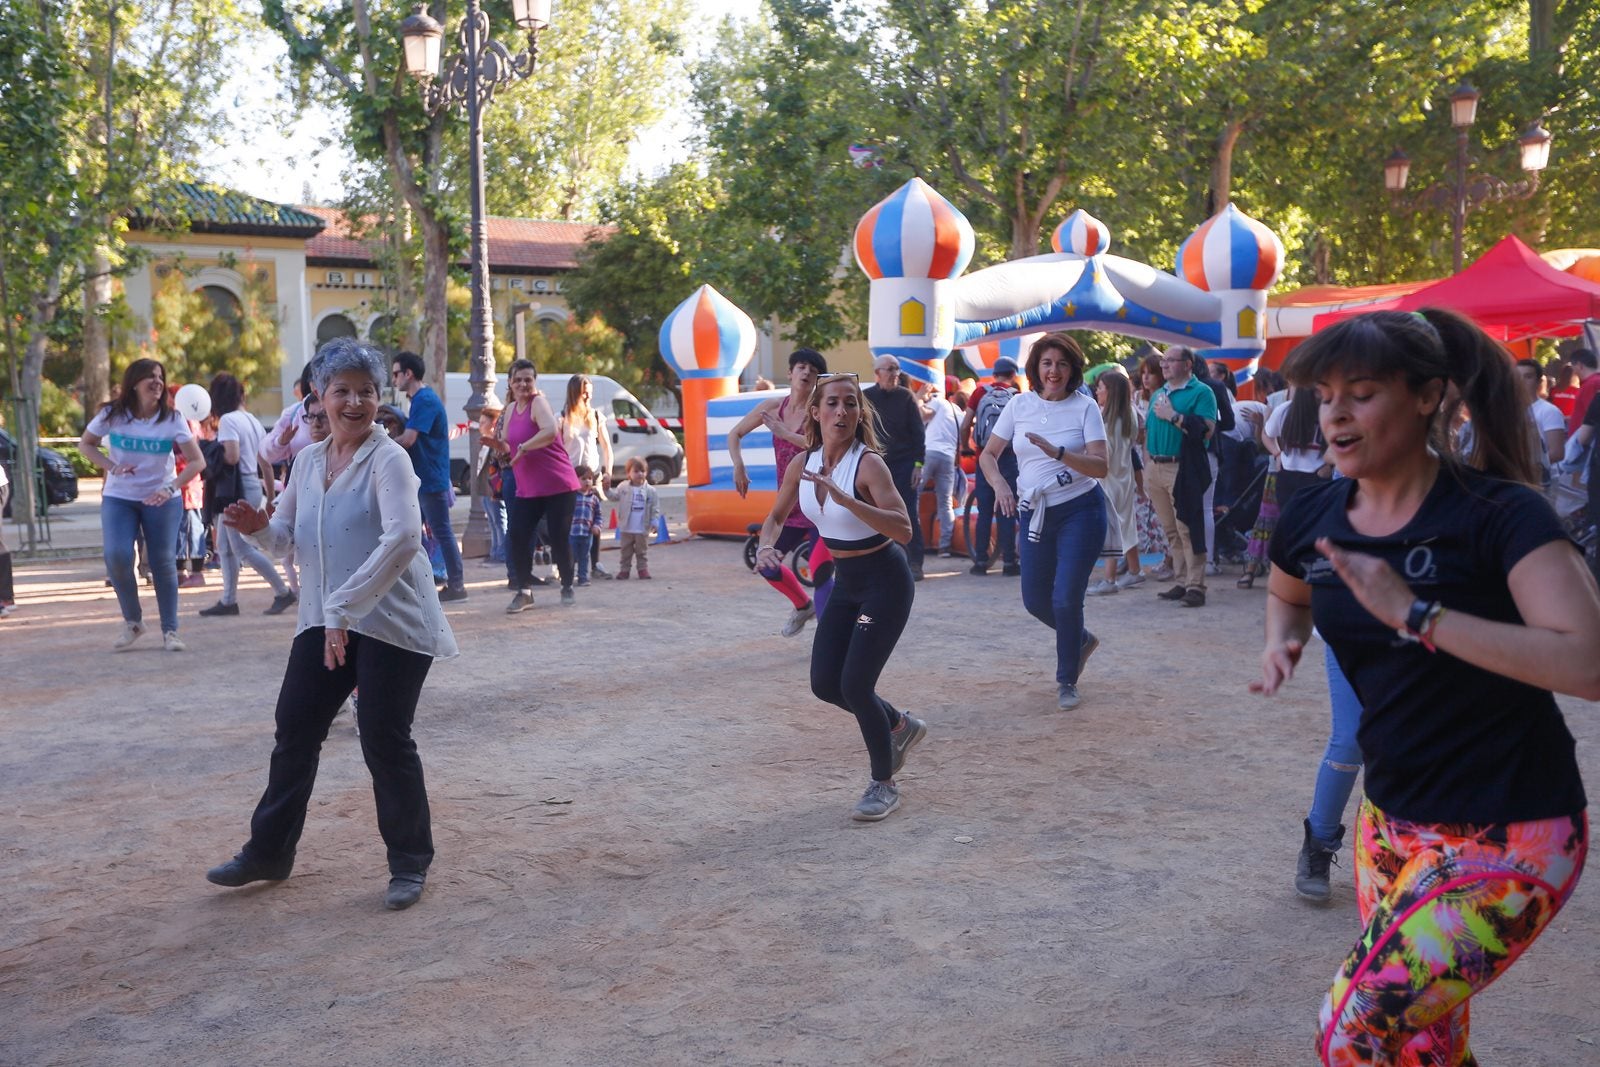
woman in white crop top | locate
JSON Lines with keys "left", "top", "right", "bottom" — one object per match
{"left": 756, "top": 372, "right": 926, "bottom": 823}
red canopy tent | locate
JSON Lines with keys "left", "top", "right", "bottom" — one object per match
{"left": 1312, "top": 235, "right": 1600, "bottom": 341}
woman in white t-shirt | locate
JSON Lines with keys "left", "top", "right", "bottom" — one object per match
{"left": 559, "top": 375, "right": 614, "bottom": 578}
{"left": 80, "top": 358, "right": 207, "bottom": 651}
{"left": 978, "top": 333, "right": 1110, "bottom": 711}
{"left": 198, "top": 373, "right": 294, "bottom": 619}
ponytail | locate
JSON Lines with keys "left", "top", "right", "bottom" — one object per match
{"left": 1418, "top": 309, "right": 1539, "bottom": 486}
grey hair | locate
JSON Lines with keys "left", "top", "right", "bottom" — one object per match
{"left": 310, "top": 337, "right": 388, "bottom": 396}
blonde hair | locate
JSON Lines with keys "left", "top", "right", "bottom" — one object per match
{"left": 1097, "top": 366, "right": 1136, "bottom": 443}
{"left": 803, "top": 373, "right": 883, "bottom": 453}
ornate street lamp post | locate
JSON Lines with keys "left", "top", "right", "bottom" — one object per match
{"left": 400, "top": 0, "right": 552, "bottom": 554}
{"left": 1383, "top": 81, "right": 1553, "bottom": 273}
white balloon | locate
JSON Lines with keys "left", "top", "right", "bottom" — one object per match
{"left": 175, "top": 383, "right": 211, "bottom": 421}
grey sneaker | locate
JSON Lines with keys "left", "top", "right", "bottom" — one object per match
{"left": 506, "top": 591, "right": 534, "bottom": 614}
{"left": 1057, "top": 683, "right": 1081, "bottom": 711}
{"left": 781, "top": 601, "right": 815, "bottom": 637}
{"left": 113, "top": 621, "right": 146, "bottom": 651}
{"left": 1080, "top": 632, "right": 1100, "bottom": 673}
{"left": 1115, "top": 571, "right": 1146, "bottom": 589}
{"left": 1085, "top": 578, "right": 1118, "bottom": 596}
{"left": 850, "top": 780, "right": 901, "bottom": 821}
{"left": 560, "top": 586, "right": 576, "bottom": 606}
{"left": 890, "top": 714, "right": 927, "bottom": 775}
{"left": 162, "top": 631, "right": 187, "bottom": 652}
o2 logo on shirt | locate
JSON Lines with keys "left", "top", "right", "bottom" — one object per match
{"left": 1403, "top": 543, "right": 1438, "bottom": 583}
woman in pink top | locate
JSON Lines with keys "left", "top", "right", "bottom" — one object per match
{"left": 503, "top": 358, "right": 582, "bottom": 612}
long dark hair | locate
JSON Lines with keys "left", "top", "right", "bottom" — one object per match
{"left": 1278, "top": 385, "right": 1323, "bottom": 452}
{"left": 1282, "top": 308, "right": 1537, "bottom": 485}
{"left": 102, "top": 359, "right": 174, "bottom": 423}
{"left": 562, "top": 374, "right": 590, "bottom": 419}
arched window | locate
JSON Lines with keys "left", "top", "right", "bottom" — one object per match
{"left": 368, "top": 314, "right": 399, "bottom": 355}
{"left": 201, "top": 285, "right": 243, "bottom": 339}
{"left": 317, "top": 314, "right": 358, "bottom": 345}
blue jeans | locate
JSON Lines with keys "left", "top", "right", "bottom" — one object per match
{"left": 974, "top": 449, "right": 1018, "bottom": 565}
{"left": 417, "top": 489, "right": 464, "bottom": 590}
{"left": 103, "top": 495, "right": 182, "bottom": 633}
{"left": 922, "top": 450, "right": 958, "bottom": 552}
{"left": 1018, "top": 487, "right": 1106, "bottom": 687}
{"left": 483, "top": 496, "right": 507, "bottom": 564}
{"left": 570, "top": 534, "right": 592, "bottom": 581}
{"left": 1308, "top": 644, "right": 1364, "bottom": 845}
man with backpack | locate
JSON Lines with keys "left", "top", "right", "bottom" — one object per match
{"left": 959, "top": 356, "right": 1021, "bottom": 575}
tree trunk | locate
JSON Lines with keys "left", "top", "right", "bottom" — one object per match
{"left": 1207, "top": 120, "right": 1244, "bottom": 219}
{"left": 80, "top": 238, "right": 114, "bottom": 410}
{"left": 13, "top": 259, "right": 63, "bottom": 550}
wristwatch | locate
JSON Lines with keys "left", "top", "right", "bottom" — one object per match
{"left": 1397, "top": 597, "right": 1444, "bottom": 649}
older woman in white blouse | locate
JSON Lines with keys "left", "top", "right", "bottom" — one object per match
{"left": 204, "top": 339, "right": 457, "bottom": 911}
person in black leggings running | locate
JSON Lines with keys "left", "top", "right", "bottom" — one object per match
{"left": 757, "top": 371, "right": 924, "bottom": 821}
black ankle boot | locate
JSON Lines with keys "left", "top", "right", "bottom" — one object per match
{"left": 1295, "top": 819, "right": 1343, "bottom": 903}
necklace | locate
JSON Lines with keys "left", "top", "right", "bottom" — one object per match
{"left": 325, "top": 447, "right": 358, "bottom": 485}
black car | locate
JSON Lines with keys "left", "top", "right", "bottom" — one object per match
{"left": 0, "top": 427, "right": 80, "bottom": 517}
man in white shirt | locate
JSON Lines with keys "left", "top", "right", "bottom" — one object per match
{"left": 1517, "top": 359, "right": 1566, "bottom": 475}
{"left": 920, "top": 383, "right": 964, "bottom": 557}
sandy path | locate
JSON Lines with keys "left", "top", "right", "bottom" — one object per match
{"left": 2, "top": 543, "right": 1596, "bottom": 1066}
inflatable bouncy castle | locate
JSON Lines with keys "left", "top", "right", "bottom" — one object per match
{"left": 662, "top": 178, "right": 1284, "bottom": 535}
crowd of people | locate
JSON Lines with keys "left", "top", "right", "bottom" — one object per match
{"left": 31, "top": 315, "right": 1600, "bottom": 1058}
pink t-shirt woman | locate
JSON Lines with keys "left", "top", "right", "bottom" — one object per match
{"left": 506, "top": 401, "right": 580, "bottom": 497}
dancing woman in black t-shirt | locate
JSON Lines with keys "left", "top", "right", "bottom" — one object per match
{"left": 1251, "top": 309, "right": 1600, "bottom": 1066}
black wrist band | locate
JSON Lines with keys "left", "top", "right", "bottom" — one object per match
{"left": 1404, "top": 597, "right": 1436, "bottom": 636}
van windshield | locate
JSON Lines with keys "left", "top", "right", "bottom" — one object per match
{"left": 613, "top": 395, "right": 647, "bottom": 420}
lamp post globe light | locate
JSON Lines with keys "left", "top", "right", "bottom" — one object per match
{"left": 399, "top": 1, "right": 553, "bottom": 556}
{"left": 1383, "top": 81, "right": 1553, "bottom": 273}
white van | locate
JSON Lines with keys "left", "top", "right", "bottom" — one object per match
{"left": 429, "top": 372, "right": 683, "bottom": 488}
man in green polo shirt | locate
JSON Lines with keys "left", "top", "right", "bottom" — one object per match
{"left": 1146, "top": 345, "right": 1217, "bottom": 605}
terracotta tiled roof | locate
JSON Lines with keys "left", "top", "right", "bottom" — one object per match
{"left": 301, "top": 206, "right": 613, "bottom": 271}
{"left": 130, "top": 183, "right": 327, "bottom": 237}
{"left": 301, "top": 205, "right": 377, "bottom": 262}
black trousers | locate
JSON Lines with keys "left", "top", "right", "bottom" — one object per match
{"left": 243, "top": 628, "right": 435, "bottom": 876}
{"left": 810, "top": 543, "right": 915, "bottom": 781}
{"left": 508, "top": 491, "right": 577, "bottom": 591}
{"left": 884, "top": 456, "right": 925, "bottom": 567}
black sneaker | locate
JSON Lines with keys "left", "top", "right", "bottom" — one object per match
{"left": 198, "top": 601, "right": 240, "bottom": 617}
{"left": 1295, "top": 819, "right": 1343, "bottom": 903}
{"left": 969, "top": 559, "right": 991, "bottom": 575}
{"left": 1001, "top": 563, "right": 1021, "bottom": 577}
{"left": 1157, "top": 584, "right": 1188, "bottom": 601}
{"left": 438, "top": 586, "right": 468, "bottom": 603}
{"left": 206, "top": 852, "right": 293, "bottom": 887}
{"left": 263, "top": 591, "right": 298, "bottom": 616}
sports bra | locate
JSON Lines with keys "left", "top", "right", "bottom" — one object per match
{"left": 797, "top": 441, "right": 889, "bottom": 551}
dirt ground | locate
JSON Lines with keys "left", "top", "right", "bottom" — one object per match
{"left": 2, "top": 539, "right": 1597, "bottom": 1067}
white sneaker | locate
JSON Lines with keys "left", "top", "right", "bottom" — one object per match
{"left": 781, "top": 602, "right": 815, "bottom": 637}
{"left": 1085, "top": 579, "right": 1119, "bottom": 596}
{"left": 113, "top": 621, "right": 146, "bottom": 651}
{"left": 1115, "top": 571, "right": 1147, "bottom": 589}
{"left": 162, "top": 631, "right": 187, "bottom": 652}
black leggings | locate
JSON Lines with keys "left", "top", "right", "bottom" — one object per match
{"left": 809, "top": 542, "right": 915, "bottom": 781}
{"left": 508, "top": 491, "right": 577, "bottom": 591}
{"left": 243, "top": 628, "right": 435, "bottom": 875}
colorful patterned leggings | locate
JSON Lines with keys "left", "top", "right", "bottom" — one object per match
{"left": 1319, "top": 799, "right": 1588, "bottom": 1066}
